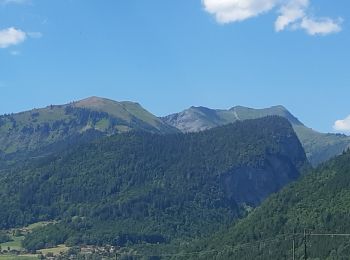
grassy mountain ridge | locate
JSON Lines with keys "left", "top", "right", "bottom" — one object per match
{"left": 0, "top": 117, "right": 307, "bottom": 251}
{"left": 163, "top": 105, "right": 350, "bottom": 165}
{"left": 74, "top": 96, "right": 167, "bottom": 129}
{"left": 0, "top": 97, "right": 177, "bottom": 155}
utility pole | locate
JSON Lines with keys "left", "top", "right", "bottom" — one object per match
{"left": 304, "top": 229, "right": 307, "bottom": 260}
{"left": 292, "top": 230, "right": 295, "bottom": 260}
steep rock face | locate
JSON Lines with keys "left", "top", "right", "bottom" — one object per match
{"left": 222, "top": 155, "right": 300, "bottom": 206}
{"left": 222, "top": 128, "right": 306, "bottom": 206}
{"left": 162, "top": 105, "right": 350, "bottom": 165}
{"left": 197, "top": 151, "right": 350, "bottom": 260}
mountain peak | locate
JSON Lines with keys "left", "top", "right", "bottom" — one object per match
{"left": 188, "top": 106, "right": 214, "bottom": 113}
{"left": 75, "top": 96, "right": 116, "bottom": 107}
{"left": 74, "top": 97, "right": 143, "bottom": 111}
{"left": 229, "top": 105, "right": 303, "bottom": 126}
{"left": 230, "top": 105, "right": 287, "bottom": 111}
{"left": 269, "top": 105, "right": 289, "bottom": 112}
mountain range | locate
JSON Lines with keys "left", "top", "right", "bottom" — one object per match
{"left": 1, "top": 97, "right": 348, "bottom": 166}
{"left": 1, "top": 96, "right": 350, "bottom": 259}
{"left": 163, "top": 105, "right": 350, "bottom": 166}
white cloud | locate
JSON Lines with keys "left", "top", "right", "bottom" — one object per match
{"left": 202, "top": 0, "right": 343, "bottom": 36}
{"left": 300, "top": 17, "right": 342, "bottom": 35}
{"left": 202, "top": 0, "right": 279, "bottom": 24}
{"left": 0, "top": 27, "right": 26, "bottom": 48}
{"left": 275, "top": 0, "right": 308, "bottom": 32}
{"left": 0, "top": 28, "right": 42, "bottom": 49}
{"left": 333, "top": 115, "right": 350, "bottom": 133}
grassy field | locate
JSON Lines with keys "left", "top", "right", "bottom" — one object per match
{"left": 38, "top": 244, "right": 69, "bottom": 256}
{"left": 0, "top": 255, "right": 37, "bottom": 260}
{"left": 0, "top": 221, "right": 56, "bottom": 253}
{"left": 26, "top": 221, "right": 53, "bottom": 231}
{"left": 0, "top": 236, "right": 25, "bottom": 251}
{"left": 0, "top": 221, "right": 66, "bottom": 260}
{"left": 0, "top": 243, "right": 68, "bottom": 259}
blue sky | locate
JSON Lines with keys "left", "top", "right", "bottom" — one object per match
{"left": 0, "top": 0, "right": 349, "bottom": 133}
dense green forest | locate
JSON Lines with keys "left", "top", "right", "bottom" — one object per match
{"left": 188, "top": 149, "right": 350, "bottom": 259}
{"left": 0, "top": 117, "right": 307, "bottom": 252}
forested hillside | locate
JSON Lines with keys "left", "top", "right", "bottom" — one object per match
{"left": 0, "top": 117, "right": 307, "bottom": 251}
{"left": 192, "top": 149, "right": 350, "bottom": 259}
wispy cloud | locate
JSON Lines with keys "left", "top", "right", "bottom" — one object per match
{"left": 0, "top": 27, "right": 26, "bottom": 48}
{"left": 27, "top": 32, "right": 43, "bottom": 39}
{"left": 0, "top": 0, "right": 29, "bottom": 5}
{"left": 202, "top": 0, "right": 343, "bottom": 36}
{"left": 333, "top": 115, "right": 350, "bottom": 133}
{"left": 10, "top": 50, "right": 20, "bottom": 55}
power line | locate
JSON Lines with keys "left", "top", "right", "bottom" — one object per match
{"left": 309, "top": 233, "right": 350, "bottom": 237}
{"left": 115, "top": 231, "right": 350, "bottom": 259}
{"left": 304, "top": 229, "right": 307, "bottom": 260}
{"left": 117, "top": 233, "right": 296, "bottom": 258}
